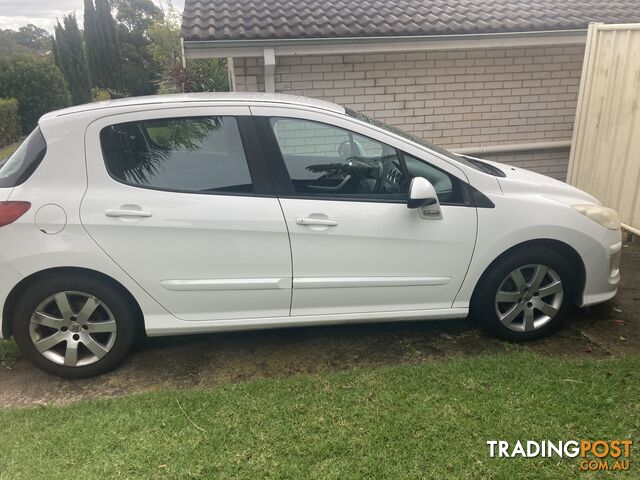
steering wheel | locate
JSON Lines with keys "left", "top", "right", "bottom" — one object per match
{"left": 373, "top": 158, "right": 397, "bottom": 193}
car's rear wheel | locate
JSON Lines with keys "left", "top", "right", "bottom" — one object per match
{"left": 472, "top": 247, "right": 575, "bottom": 341}
{"left": 13, "top": 274, "right": 137, "bottom": 378}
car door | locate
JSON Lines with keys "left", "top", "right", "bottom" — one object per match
{"left": 81, "top": 106, "right": 292, "bottom": 322}
{"left": 252, "top": 106, "right": 478, "bottom": 316}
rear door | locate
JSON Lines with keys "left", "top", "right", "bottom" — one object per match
{"left": 81, "top": 106, "right": 292, "bottom": 322}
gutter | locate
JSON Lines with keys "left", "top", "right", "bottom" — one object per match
{"left": 184, "top": 29, "right": 587, "bottom": 49}
{"left": 183, "top": 29, "right": 587, "bottom": 58}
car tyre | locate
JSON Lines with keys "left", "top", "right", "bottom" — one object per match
{"left": 12, "top": 274, "right": 138, "bottom": 378}
{"left": 472, "top": 247, "right": 575, "bottom": 341}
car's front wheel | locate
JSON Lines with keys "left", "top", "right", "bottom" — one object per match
{"left": 472, "top": 247, "right": 575, "bottom": 341}
{"left": 12, "top": 274, "right": 137, "bottom": 378}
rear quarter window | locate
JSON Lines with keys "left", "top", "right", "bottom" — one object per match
{"left": 0, "top": 128, "right": 47, "bottom": 187}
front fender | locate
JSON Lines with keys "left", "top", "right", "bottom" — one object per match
{"left": 454, "top": 193, "right": 620, "bottom": 308}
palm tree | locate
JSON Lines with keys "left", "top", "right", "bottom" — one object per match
{"left": 159, "top": 59, "right": 230, "bottom": 93}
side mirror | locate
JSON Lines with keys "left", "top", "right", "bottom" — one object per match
{"left": 408, "top": 177, "right": 438, "bottom": 208}
{"left": 408, "top": 177, "right": 442, "bottom": 219}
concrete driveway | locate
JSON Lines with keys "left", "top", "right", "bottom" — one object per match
{"left": 1, "top": 241, "right": 638, "bottom": 409}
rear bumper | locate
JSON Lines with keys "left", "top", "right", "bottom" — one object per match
{"left": 0, "top": 252, "right": 23, "bottom": 339}
{"left": 580, "top": 230, "right": 622, "bottom": 307}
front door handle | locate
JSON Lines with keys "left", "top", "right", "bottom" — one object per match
{"left": 296, "top": 217, "right": 338, "bottom": 227}
{"left": 105, "top": 208, "right": 153, "bottom": 218}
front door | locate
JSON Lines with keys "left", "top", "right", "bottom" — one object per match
{"left": 81, "top": 107, "right": 292, "bottom": 321}
{"left": 254, "top": 109, "right": 477, "bottom": 316}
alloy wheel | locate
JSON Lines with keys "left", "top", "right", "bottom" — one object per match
{"left": 494, "top": 264, "right": 564, "bottom": 332}
{"left": 28, "top": 291, "right": 117, "bottom": 367}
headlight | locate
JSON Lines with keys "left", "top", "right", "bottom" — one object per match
{"left": 572, "top": 204, "right": 621, "bottom": 230}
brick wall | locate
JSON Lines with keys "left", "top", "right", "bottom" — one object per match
{"left": 481, "top": 148, "right": 570, "bottom": 179}
{"left": 233, "top": 44, "right": 584, "bottom": 179}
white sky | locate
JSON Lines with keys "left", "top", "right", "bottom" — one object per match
{"left": 0, "top": 0, "right": 185, "bottom": 31}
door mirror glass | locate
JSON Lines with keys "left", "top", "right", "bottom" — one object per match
{"left": 408, "top": 177, "right": 438, "bottom": 209}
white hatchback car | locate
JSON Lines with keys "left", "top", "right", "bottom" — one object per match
{"left": 0, "top": 93, "right": 621, "bottom": 377}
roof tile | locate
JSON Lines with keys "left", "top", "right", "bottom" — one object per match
{"left": 182, "top": 0, "right": 640, "bottom": 41}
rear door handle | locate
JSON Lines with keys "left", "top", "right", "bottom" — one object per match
{"left": 105, "top": 209, "right": 153, "bottom": 218}
{"left": 296, "top": 217, "right": 338, "bottom": 227}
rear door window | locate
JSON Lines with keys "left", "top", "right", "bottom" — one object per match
{"left": 100, "top": 116, "right": 253, "bottom": 194}
{"left": 0, "top": 128, "right": 47, "bottom": 187}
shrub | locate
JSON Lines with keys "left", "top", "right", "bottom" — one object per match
{"left": 0, "top": 55, "right": 71, "bottom": 133}
{"left": 0, "top": 98, "right": 20, "bottom": 147}
{"left": 158, "top": 59, "right": 230, "bottom": 94}
{"left": 91, "top": 88, "right": 111, "bottom": 102}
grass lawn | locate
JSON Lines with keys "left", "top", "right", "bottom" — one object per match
{"left": 0, "top": 352, "right": 637, "bottom": 479}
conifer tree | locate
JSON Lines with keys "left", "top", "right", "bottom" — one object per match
{"left": 84, "top": 0, "right": 122, "bottom": 91}
{"left": 83, "top": 0, "right": 98, "bottom": 87}
{"left": 53, "top": 14, "right": 92, "bottom": 105}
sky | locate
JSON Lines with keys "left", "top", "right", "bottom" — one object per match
{"left": 0, "top": 0, "right": 185, "bottom": 31}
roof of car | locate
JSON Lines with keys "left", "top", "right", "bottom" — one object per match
{"left": 181, "top": 0, "right": 640, "bottom": 41}
{"left": 39, "top": 92, "right": 345, "bottom": 121}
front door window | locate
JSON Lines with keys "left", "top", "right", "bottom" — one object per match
{"left": 270, "top": 117, "right": 410, "bottom": 201}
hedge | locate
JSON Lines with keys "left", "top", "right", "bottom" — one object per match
{"left": 0, "top": 98, "right": 20, "bottom": 147}
{"left": 0, "top": 55, "right": 71, "bottom": 133}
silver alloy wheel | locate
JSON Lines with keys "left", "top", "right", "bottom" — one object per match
{"left": 29, "top": 291, "right": 117, "bottom": 367}
{"left": 494, "top": 264, "right": 564, "bottom": 332}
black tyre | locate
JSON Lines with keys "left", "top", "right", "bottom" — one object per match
{"left": 471, "top": 246, "right": 575, "bottom": 341}
{"left": 12, "top": 274, "right": 138, "bottom": 378}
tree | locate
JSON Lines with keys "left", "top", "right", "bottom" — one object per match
{"left": 148, "top": 0, "right": 182, "bottom": 70}
{"left": 0, "top": 55, "right": 71, "bottom": 132}
{"left": 159, "top": 60, "right": 230, "bottom": 94}
{"left": 0, "top": 25, "right": 51, "bottom": 56}
{"left": 84, "top": 0, "right": 123, "bottom": 91}
{"left": 112, "top": 0, "right": 163, "bottom": 32}
{"left": 112, "top": 0, "right": 163, "bottom": 95}
{"left": 53, "top": 14, "right": 92, "bottom": 105}
{"left": 149, "top": 2, "right": 230, "bottom": 94}
{"left": 14, "top": 25, "right": 51, "bottom": 53}
{"left": 83, "top": 0, "right": 99, "bottom": 87}
{"left": 96, "top": 0, "right": 123, "bottom": 90}
{"left": 0, "top": 31, "right": 28, "bottom": 56}
{"left": 117, "top": 26, "right": 160, "bottom": 95}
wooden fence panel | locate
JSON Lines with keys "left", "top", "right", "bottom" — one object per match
{"left": 568, "top": 23, "right": 640, "bottom": 234}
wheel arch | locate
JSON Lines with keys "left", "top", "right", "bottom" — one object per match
{"left": 2, "top": 266, "right": 145, "bottom": 339}
{"left": 470, "top": 238, "right": 586, "bottom": 307}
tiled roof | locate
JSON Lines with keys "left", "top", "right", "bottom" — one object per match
{"left": 182, "top": 0, "right": 640, "bottom": 41}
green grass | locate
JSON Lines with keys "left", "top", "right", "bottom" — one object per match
{"left": 0, "top": 338, "right": 19, "bottom": 369}
{"left": 0, "top": 352, "right": 638, "bottom": 479}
